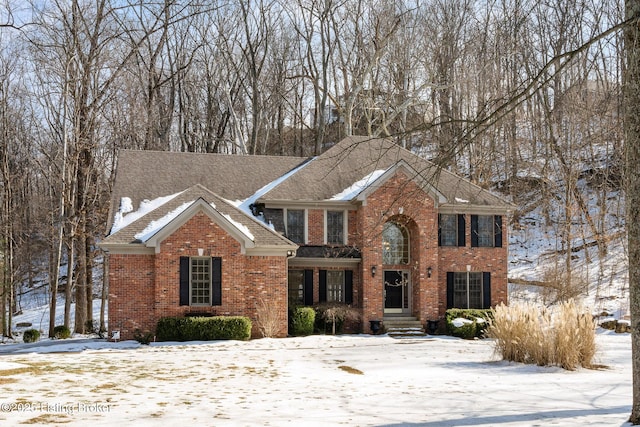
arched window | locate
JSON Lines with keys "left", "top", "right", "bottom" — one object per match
{"left": 382, "top": 222, "right": 409, "bottom": 265}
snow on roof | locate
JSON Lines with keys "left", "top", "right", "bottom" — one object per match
{"left": 455, "top": 197, "right": 469, "bottom": 203}
{"left": 329, "top": 169, "right": 388, "bottom": 201}
{"left": 134, "top": 201, "right": 194, "bottom": 242}
{"left": 110, "top": 191, "right": 184, "bottom": 235}
{"left": 221, "top": 213, "right": 255, "bottom": 241}
{"left": 228, "top": 157, "right": 314, "bottom": 222}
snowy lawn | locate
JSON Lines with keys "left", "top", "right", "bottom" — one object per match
{"left": 0, "top": 332, "right": 632, "bottom": 427}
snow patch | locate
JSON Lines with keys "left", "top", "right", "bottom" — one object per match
{"left": 134, "top": 201, "right": 194, "bottom": 242}
{"left": 110, "top": 192, "right": 183, "bottom": 235}
{"left": 222, "top": 213, "right": 255, "bottom": 241}
{"left": 230, "top": 159, "right": 314, "bottom": 225}
{"left": 330, "top": 169, "right": 387, "bottom": 201}
{"left": 452, "top": 317, "right": 473, "bottom": 328}
{"left": 455, "top": 197, "right": 469, "bottom": 203}
{"left": 119, "top": 197, "right": 133, "bottom": 214}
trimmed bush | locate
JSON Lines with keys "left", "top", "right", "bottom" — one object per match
{"left": 156, "top": 316, "right": 251, "bottom": 342}
{"left": 289, "top": 307, "right": 315, "bottom": 336}
{"left": 445, "top": 309, "right": 493, "bottom": 339}
{"left": 23, "top": 329, "right": 41, "bottom": 343}
{"left": 53, "top": 325, "right": 71, "bottom": 339}
{"left": 448, "top": 318, "right": 477, "bottom": 339}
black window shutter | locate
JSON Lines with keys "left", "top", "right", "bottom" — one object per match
{"left": 446, "top": 272, "right": 454, "bottom": 309}
{"left": 494, "top": 215, "right": 503, "bottom": 248}
{"left": 319, "top": 270, "right": 327, "bottom": 303}
{"left": 212, "top": 257, "right": 222, "bottom": 306}
{"left": 437, "top": 214, "right": 442, "bottom": 246}
{"left": 471, "top": 215, "right": 479, "bottom": 247}
{"left": 344, "top": 270, "right": 353, "bottom": 305}
{"left": 179, "top": 256, "right": 190, "bottom": 306}
{"left": 457, "top": 214, "right": 466, "bottom": 247}
{"left": 303, "top": 269, "right": 314, "bottom": 306}
{"left": 482, "top": 272, "right": 491, "bottom": 309}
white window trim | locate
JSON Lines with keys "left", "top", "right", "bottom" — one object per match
{"left": 189, "top": 257, "right": 212, "bottom": 307}
{"left": 284, "top": 208, "right": 307, "bottom": 244}
{"left": 324, "top": 210, "right": 347, "bottom": 245}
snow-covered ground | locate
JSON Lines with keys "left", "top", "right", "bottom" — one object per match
{"left": 0, "top": 332, "right": 632, "bottom": 426}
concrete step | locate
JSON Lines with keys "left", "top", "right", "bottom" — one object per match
{"left": 383, "top": 317, "right": 426, "bottom": 337}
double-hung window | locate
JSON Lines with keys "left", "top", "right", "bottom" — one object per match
{"left": 179, "top": 256, "right": 222, "bottom": 306}
{"left": 471, "top": 215, "right": 503, "bottom": 248}
{"left": 190, "top": 258, "right": 211, "bottom": 305}
{"left": 326, "top": 210, "right": 345, "bottom": 244}
{"left": 447, "top": 271, "right": 491, "bottom": 309}
{"left": 453, "top": 272, "right": 482, "bottom": 309}
{"left": 326, "top": 270, "right": 345, "bottom": 302}
{"left": 286, "top": 209, "right": 305, "bottom": 244}
{"left": 319, "top": 269, "right": 353, "bottom": 305}
{"left": 439, "top": 214, "right": 459, "bottom": 246}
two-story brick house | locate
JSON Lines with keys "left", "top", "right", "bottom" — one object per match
{"left": 101, "top": 136, "right": 513, "bottom": 339}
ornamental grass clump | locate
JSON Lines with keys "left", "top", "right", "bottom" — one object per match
{"left": 487, "top": 300, "right": 596, "bottom": 370}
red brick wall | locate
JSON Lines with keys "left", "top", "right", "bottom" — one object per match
{"left": 437, "top": 216, "right": 508, "bottom": 317}
{"left": 108, "top": 212, "right": 289, "bottom": 340}
{"left": 356, "top": 171, "right": 440, "bottom": 325}
{"left": 108, "top": 254, "right": 155, "bottom": 338}
{"left": 307, "top": 209, "right": 324, "bottom": 244}
{"left": 109, "top": 174, "right": 508, "bottom": 339}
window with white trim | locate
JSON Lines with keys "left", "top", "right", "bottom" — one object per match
{"left": 326, "top": 270, "right": 345, "bottom": 303}
{"left": 326, "top": 210, "right": 345, "bottom": 244}
{"left": 286, "top": 209, "right": 305, "bottom": 244}
{"left": 453, "top": 272, "right": 483, "bottom": 309}
{"left": 382, "top": 222, "right": 409, "bottom": 265}
{"left": 439, "top": 214, "right": 458, "bottom": 246}
{"left": 288, "top": 269, "right": 304, "bottom": 305}
{"left": 190, "top": 257, "right": 212, "bottom": 305}
{"left": 476, "top": 215, "right": 494, "bottom": 247}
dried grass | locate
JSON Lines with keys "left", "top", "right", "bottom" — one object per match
{"left": 487, "top": 300, "right": 596, "bottom": 370}
{"left": 254, "top": 299, "right": 285, "bottom": 338}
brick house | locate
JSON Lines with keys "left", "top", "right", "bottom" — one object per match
{"left": 101, "top": 136, "right": 513, "bottom": 340}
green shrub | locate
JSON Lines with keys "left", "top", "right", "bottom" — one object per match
{"left": 53, "top": 325, "right": 71, "bottom": 339}
{"left": 448, "top": 318, "right": 477, "bottom": 339}
{"left": 289, "top": 307, "right": 315, "bottom": 336}
{"left": 23, "top": 329, "right": 41, "bottom": 343}
{"left": 445, "top": 309, "right": 493, "bottom": 339}
{"left": 156, "top": 316, "right": 251, "bottom": 342}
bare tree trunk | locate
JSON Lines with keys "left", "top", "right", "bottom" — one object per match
{"left": 64, "top": 239, "right": 74, "bottom": 329}
{"left": 625, "top": 0, "right": 640, "bottom": 423}
{"left": 100, "top": 256, "right": 107, "bottom": 333}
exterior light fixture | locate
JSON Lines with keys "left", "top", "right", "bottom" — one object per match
{"left": 371, "top": 265, "right": 377, "bottom": 277}
{"left": 427, "top": 266, "right": 432, "bottom": 278}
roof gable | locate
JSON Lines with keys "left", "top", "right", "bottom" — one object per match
{"left": 352, "top": 160, "right": 448, "bottom": 205}
{"left": 101, "top": 184, "right": 297, "bottom": 255}
{"left": 144, "top": 198, "right": 256, "bottom": 253}
{"left": 259, "top": 136, "right": 513, "bottom": 212}
{"left": 107, "top": 150, "right": 307, "bottom": 232}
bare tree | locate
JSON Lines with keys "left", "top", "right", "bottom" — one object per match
{"left": 625, "top": 0, "right": 640, "bottom": 422}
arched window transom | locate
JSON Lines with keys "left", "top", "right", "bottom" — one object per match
{"left": 382, "top": 222, "right": 409, "bottom": 265}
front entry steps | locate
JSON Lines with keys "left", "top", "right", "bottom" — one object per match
{"left": 383, "top": 316, "right": 426, "bottom": 338}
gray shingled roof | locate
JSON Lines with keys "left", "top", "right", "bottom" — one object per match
{"left": 102, "top": 184, "right": 296, "bottom": 248}
{"left": 107, "top": 150, "right": 306, "bottom": 232}
{"left": 106, "top": 138, "right": 512, "bottom": 246}
{"left": 259, "top": 136, "right": 513, "bottom": 209}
